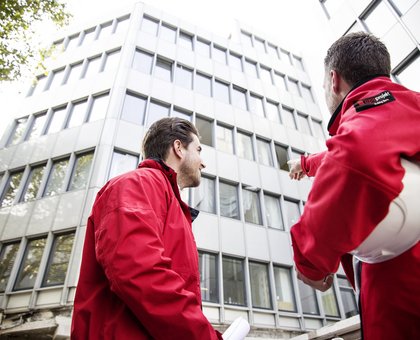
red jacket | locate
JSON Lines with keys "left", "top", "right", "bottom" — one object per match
{"left": 71, "top": 159, "right": 222, "bottom": 340}
{"left": 291, "top": 76, "right": 420, "bottom": 339}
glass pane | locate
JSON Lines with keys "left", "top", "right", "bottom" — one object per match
{"left": 274, "top": 267, "right": 296, "bottom": 311}
{"left": 219, "top": 182, "right": 239, "bottom": 219}
{"left": 213, "top": 80, "right": 230, "bottom": 104}
{"left": 275, "top": 144, "right": 289, "bottom": 171}
{"left": 243, "top": 189, "right": 262, "bottom": 225}
{"left": 0, "top": 243, "right": 20, "bottom": 292}
{"left": 115, "top": 17, "right": 130, "bottom": 34}
{"left": 223, "top": 257, "right": 246, "bottom": 305}
{"left": 293, "top": 55, "right": 305, "bottom": 71}
{"left": 241, "top": 31, "right": 253, "bottom": 48}
{"left": 397, "top": 56, "right": 420, "bottom": 92}
{"left": 264, "top": 194, "right": 283, "bottom": 230}
{"left": 179, "top": 32, "right": 193, "bottom": 50}
{"left": 216, "top": 125, "right": 233, "bottom": 154}
{"left": 196, "top": 39, "right": 211, "bottom": 57}
{"left": 14, "top": 238, "right": 47, "bottom": 290}
{"left": 48, "top": 68, "right": 66, "bottom": 89}
{"left": 47, "top": 107, "right": 67, "bottom": 134}
{"left": 42, "top": 233, "right": 75, "bottom": 286}
{"left": 195, "top": 73, "right": 212, "bottom": 97}
{"left": 249, "top": 94, "right": 265, "bottom": 117}
{"left": 89, "top": 94, "right": 109, "bottom": 121}
{"left": 229, "top": 53, "right": 242, "bottom": 71}
{"left": 171, "top": 108, "right": 191, "bottom": 121}
{"left": 340, "top": 288, "right": 358, "bottom": 318}
{"left": 98, "top": 22, "right": 114, "bottom": 39}
{"left": 121, "top": 93, "right": 147, "bottom": 125}
{"left": 288, "top": 78, "right": 301, "bottom": 96}
{"left": 301, "top": 84, "right": 314, "bottom": 102}
{"left": 298, "top": 114, "right": 311, "bottom": 135}
{"left": 141, "top": 16, "right": 159, "bottom": 36}
{"left": 273, "top": 72, "right": 287, "bottom": 92}
{"left": 27, "top": 113, "right": 47, "bottom": 140}
{"left": 212, "top": 45, "right": 227, "bottom": 64}
{"left": 392, "top": 0, "right": 417, "bottom": 14}
{"left": 84, "top": 56, "right": 102, "bottom": 78}
{"left": 260, "top": 66, "right": 273, "bottom": 85}
{"left": 1, "top": 171, "right": 24, "bottom": 207}
{"left": 65, "top": 35, "right": 80, "bottom": 50}
{"left": 65, "top": 63, "right": 83, "bottom": 85}
{"left": 254, "top": 37, "right": 266, "bottom": 54}
{"left": 154, "top": 58, "right": 172, "bottom": 82}
{"left": 109, "top": 151, "right": 138, "bottom": 179}
{"left": 249, "top": 262, "right": 271, "bottom": 308}
{"left": 280, "top": 49, "right": 292, "bottom": 64}
{"left": 193, "top": 176, "right": 215, "bottom": 213}
{"left": 21, "top": 164, "right": 46, "bottom": 202}
{"left": 298, "top": 279, "right": 320, "bottom": 315}
{"left": 195, "top": 117, "right": 213, "bottom": 146}
{"left": 199, "top": 252, "right": 218, "bottom": 302}
{"left": 267, "top": 44, "right": 279, "bottom": 59}
{"left": 68, "top": 153, "right": 94, "bottom": 191}
{"left": 237, "top": 132, "right": 254, "bottom": 161}
{"left": 44, "top": 158, "right": 69, "bottom": 196}
{"left": 266, "top": 101, "right": 280, "bottom": 123}
{"left": 160, "top": 24, "right": 176, "bottom": 43}
{"left": 312, "top": 120, "right": 325, "bottom": 140}
{"left": 67, "top": 100, "right": 88, "bottom": 128}
{"left": 282, "top": 107, "right": 297, "bottom": 129}
{"left": 103, "top": 50, "right": 120, "bottom": 72}
{"left": 232, "top": 87, "right": 247, "bottom": 111}
{"left": 7, "top": 117, "right": 28, "bottom": 146}
{"left": 257, "top": 139, "right": 273, "bottom": 167}
{"left": 284, "top": 199, "right": 300, "bottom": 230}
{"left": 81, "top": 29, "right": 97, "bottom": 46}
{"left": 31, "top": 75, "right": 48, "bottom": 95}
{"left": 244, "top": 60, "right": 258, "bottom": 78}
{"left": 175, "top": 65, "right": 193, "bottom": 89}
{"left": 322, "top": 288, "right": 340, "bottom": 317}
{"left": 146, "top": 101, "right": 170, "bottom": 128}
{"left": 133, "top": 50, "right": 154, "bottom": 74}
{"left": 364, "top": 1, "right": 396, "bottom": 37}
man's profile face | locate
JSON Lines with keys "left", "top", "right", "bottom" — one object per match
{"left": 178, "top": 134, "right": 205, "bottom": 189}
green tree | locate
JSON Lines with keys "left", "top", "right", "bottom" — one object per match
{"left": 0, "top": 0, "right": 70, "bottom": 81}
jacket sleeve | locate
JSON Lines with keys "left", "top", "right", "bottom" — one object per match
{"left": 291, "top": 104, "right": 405, "bottom": 280}
{"left": 94, "top": 173, "right": 221, "bottom": 340}
{"left": 301, "top": 152, "right": 326, "bottom": 177}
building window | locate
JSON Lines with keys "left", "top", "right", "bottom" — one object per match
{"left": 273, "top": 72, "right": 287, "bottom": 93}
{"left": 68, "top": 152, "right": 94, "bottom": 191}
{"left": 47, "top": 106, "right": 67, "bottom": 134}
{"left": 20, "top": 164, "right": 46, "bottom": 202}
{"left": 232, "top": 86, "right": 248, "bottom": 111}
{"left": 243, "top": 187, "right": 262, "bottom": 225}
{"left": 223, "top": 257, "right": 246, "bottom": 306}
{"left": 31, "top": 75, "right": 48, "bottom": 96}
{"left": 196, "top": 38, "right": 211, "bottom": 57}
{"left": 179, "top": 31, "right": 193, "bottom": 50}
{"left": 14, "top": 237, "right": 47, "bottom": 291}
{"left": 291, "top": 149, "right": 304, "bottom": 161}
{"left": 146, "top": 101, "right": 170, "bottom": 128}
{"left": 172, "top": 107, "right": 192, "bottom": 121}
{"left": 7, "top": 117, "right": 28, "bottom": 146}
{"left": 264, "top": 194, "right": 284, "bottom": 230}
{"left": 109, "top": 150, "right": 139, "bottom": 180}
{"left": 175, "top": 64, "right": 193, "bottom": 89}
{"left": 281, "top": 106, "right": 297, "bottom": 129}
{"left": 321, "top": 287, "right": 340, "bottom": 317}
{"left": 236, "top": 131, "right": 254, "bottom": 161}
{"left": 195, "top": 72, "right": 212, "bottom": 97}
{"left": 42, "top": 233, "right": 75, "bottom": 287}
{"left": 216, "top": 124, "right": 234, "bottom": 154}
{"left": 297, "top": 113, "right": 311, "bottom": 135}
{"left": 280, "top": 49, "right": 292, "bottom": 64}
{"left": 66, "top": 100, "right": 88, "bottom": 129}
{"left": 260, "top": 66, "right": 273, "bottom": 85}
{"left": 256, "top": 138, "right": 273, "bottom": 167}
{"left": 195, "top": 116, "right": 213, "bottom": 147}
{"left": 301, "top": 84, "right": 314, "bottom": 102}
{"left": 154, "top": 57, "right": 173, "bottom": 82}
{"left": 241, "top": 31, "right": 253, "bottom": 48}
{"left": 47, "top": 68, "right": 66, "bottom": 90}
{"left": 44, "top": 158, "right": 70, "bottom": 197}
{"left": 284, "top": 199, "right": 301, "bottom": 230}
{"left": 212, "top": 45, "right": 227, "bottom": 64}
{"left": 244, "top": 59, "right": 258, "bottom": 78}
{"left": 121, "top": 92, "right": 147, "bottom": 125}
{"left": 141, "top": 15, "right": 159, "bottom": 36}
{"left": 219, "top": 181, "right": 239, "bottom": 219}
{"left": 396, "top": 54, "right": 420, "bottom": 92}
{"left": 199, "top": 252, "right": 219, "bottom": 303}
{"left": 103, "top": 50, "right": 120, "bottom": 72}
{"left": 249, "top": 94, "right": 265, "bottom": 117}
{"left": 115, "top": 16, "right": 130, "bottom": 34}
{"left": 267, "top": 43, "right": 279, "bottom": 59}
{"left": 287, "top": 78, "right": 301, "bottom": 96}
{"left": 88, "top": 93, "right": 109, "bottom": 122}
{"left": 249, "top": 262, "right": 272, "bottom": 309}
{"left": 253, "top": 37, "right": 266, "bottom": 54}
{"left": 312, "top": 120, "right": 325, "bottom": 140}
{"left": 65, "top": 34, "right": 80, "bottom": 50}
{"left": 298, "top": 279, "right": 320, "bottom": 315}
{"left": 81, "top": 28, "right": 97, "bottom": 46}
{"left": 213, "top": 79, "right": 230, "bottom": 104}
{"left": 275, "top": 144, "right": 289, "bottom": 171}
{"left": 292, "top": 55, "right": 305, "bottom": 71}
{"left": 229, "top": 53, "right": 243, "bottom": 71}
{"left": 363, "top": 1, "right": 396, "bottom": 37}
{"left": 193, "top": 176, "right": 215, "bottom": 214}
{"left": 133, "top": 49, "right": 154, "bottom": 74}
{"left": 65, "top": 63, "right": 83, "bottom": 85}
{"left": 273, "top": 266, "right": 296, "bottom": 311}
{"left": 160, "top": 23, "right": 176, "bottom": 43}
{"left": 265, "top": 101, "right": 281, "bottom": 123}
{"left": 26, "top": 113, "right": 47, "bottom": 140}
{"left": 0, "top": 242, "right": 20, "bottom": 292}
{"left": 392, "top": 0, "right": 417, "bottom": 15}
{"left": 98, "top": 21, "right": 114, "bottom": 39}
{"left": 0, "top": 170, "right": 24, "bottom": 207}
{"left": 337, "top": 275, "right": 358, "bottom": 318}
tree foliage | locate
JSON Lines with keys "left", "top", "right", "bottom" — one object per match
{"left": 0, "top": 0, "right": 70, "bottom": 81}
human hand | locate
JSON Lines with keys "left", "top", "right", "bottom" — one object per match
{"left": 287, "top": 159, "right": 306, "bottom": 181}
{"left": 296, "top": 270, "right": 334, "bottom": 292}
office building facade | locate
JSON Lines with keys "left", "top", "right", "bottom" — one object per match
{"left": 0, "top": 2, "right": 358, "bottom": 338}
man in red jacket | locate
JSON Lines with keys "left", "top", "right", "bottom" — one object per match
{"left": 288, "top": 32, "right": 420, "bottom": 339}
{"left": 71, "top": 118, "right": 223, "bottom": 339}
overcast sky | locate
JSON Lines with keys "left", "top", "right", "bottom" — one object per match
{"left": 0, "top": 0, "right": 334, "bottom": 136}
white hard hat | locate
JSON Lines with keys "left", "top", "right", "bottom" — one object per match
{"left": 350, "top": 158, "right": 420, "bottom": 263}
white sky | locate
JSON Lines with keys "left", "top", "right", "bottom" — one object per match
{"left": 0, "top": 0, "right": 334, "bottom": 136}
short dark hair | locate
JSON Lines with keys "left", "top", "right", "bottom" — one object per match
{"left": 142, "top": 117, "right": 199, "bottom": 160}
{"left": 324, "top": 32, "right": 391, "bottom": 86}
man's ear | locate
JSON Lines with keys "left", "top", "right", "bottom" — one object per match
{"left": 173, "top": 139, "right": 183, "bottom": 159}
{"left": 330, "top": 70, "right": 341, "bottom": 95}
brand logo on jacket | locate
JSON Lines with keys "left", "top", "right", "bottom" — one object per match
{"left": 353, "top": 90, "right": 395, "bottom": 112}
